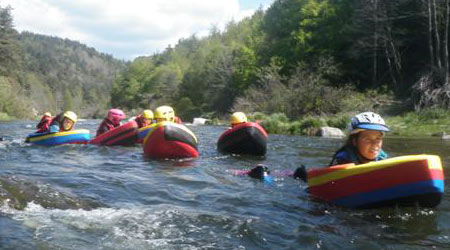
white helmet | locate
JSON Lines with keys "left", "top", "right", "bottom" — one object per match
{"left": 348, "top": 112, "right": 390, "bottom": 134}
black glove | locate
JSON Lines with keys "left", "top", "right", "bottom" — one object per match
{"left": 248, "top": 164, "right": 270, "bottom": 179}
{"left": 293, "top": 164, "right": 307, "bottom": 182}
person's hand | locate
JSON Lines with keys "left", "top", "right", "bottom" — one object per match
{"left": 293, "top": 164, "right": 307, "bottom": 182}
{"left": 248, "top": 164, "right": 270, "bottom": 179}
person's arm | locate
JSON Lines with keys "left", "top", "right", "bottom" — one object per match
{"left": 38, "top": 122, "right": 51, "bottom": 133}
{"left": 49, "top": 124, "right": 60, "bottom": 133}
{"left": 96, "top": 121, "right": 111, "bottom": 136}
{"left": 48, "top": 114, "right": 61, "bottom": 133}
{"left": 329, "top": 149, "right": 353, "bottom": 166}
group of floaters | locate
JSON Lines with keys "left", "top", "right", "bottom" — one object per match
{"left": 25, "top": 110, "right": 445, "bottom": 209}
{"left": 26, "top": 105, "right": 194, "bottom": 158}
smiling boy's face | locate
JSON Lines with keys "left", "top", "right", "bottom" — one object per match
{"left": 62, "top": 118, "right": 74, "bottom": 131}
{"left": 353, "top": 130, "right": 384, "bottom": 161}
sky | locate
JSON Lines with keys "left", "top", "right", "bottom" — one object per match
{"left": 2, "top": 0, "right": 274, "bottom": 60}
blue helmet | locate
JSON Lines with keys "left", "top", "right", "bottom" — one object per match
{"left": 348, "top": 112, "right": 390, "bottom": 134}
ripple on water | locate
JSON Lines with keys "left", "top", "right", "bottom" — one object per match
{"left": 0, "top": 121, "right": 449, "bottom": 249}
{"left": 2, "top": 203, "right": 273, "bottom": 250}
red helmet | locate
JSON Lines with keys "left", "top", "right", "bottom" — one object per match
{"left": 107, "top": 109, "right": 125, "bottom": 125}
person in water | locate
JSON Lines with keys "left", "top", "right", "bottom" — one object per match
{"left": 154, "top": 105, "right": 182, "bottom": 124}
{"left": 170, "top": 107, "right": 183, "bottom": 124}
{"left": 134, "top": 109, "right": 153, "bottom": 128}
{"left": 230, "top": 112, "right": 248, "bottom": 128}
{"left": 36, "top": 112, "right": 52, "bottom": 133}
{"left": 293, "top": 111, "right": 390, "bottom": 182}
{"left": 154, "top": 106, "right": 170, "bottom": 123}
{"left": 329, "top": 111, "right": 390, "bottom": 166}
{"left": 166, "top": 106, "right": 182, "bottom": 124}
{"left": 48, "top": 111, "right": 78, "bottom": 133}
{"left": 96, "top": 109, "right": 125, "bottom": 136}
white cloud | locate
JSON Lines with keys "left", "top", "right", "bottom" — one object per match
{"left": 2, "top": 0, "right": 266, "bottom": 60}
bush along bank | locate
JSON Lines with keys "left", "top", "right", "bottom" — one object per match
{"left": 247, "top": 112, "right": 350, "bottom": 136}
{"left": 385, "top": 109, "right": 450, "bottom": 137}
{"left": 245, "top": 109, "right": 450, "bottom": 137}
{"left": 0, "top": 112, "right": 15, "bottom": 121}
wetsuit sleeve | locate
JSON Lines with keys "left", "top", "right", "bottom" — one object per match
{"left": 330, "top": 151, "right": 352, "bottom": 166}
{"left": 36, "top": 121, "right": 43, "bottom": 129}
{"left": 96, "top": 126, "right": 106, "bottom": 137}
{"left": 329, "top": 145, "right": 359, "bottom": 166}
{"left": 48, "top": 114, "right": 62, "bottom": 133}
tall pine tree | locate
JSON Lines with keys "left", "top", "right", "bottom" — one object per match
{"left": 0, "top": 5, "right": 20, "bottom": 75}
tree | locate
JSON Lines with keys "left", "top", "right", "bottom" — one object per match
{"left": 445, "top": 0, "right": 449, "bottom": 85}
{"left": 413, "top": 0, "right": 450, "bottom": 109}
{"left": 63, "top": 89, "right": 73, "bottom": 111}
{"left": 0, "top": 5, "right": 20, "bottom": 75}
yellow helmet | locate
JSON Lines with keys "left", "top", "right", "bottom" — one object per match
{"left": 44, "top": 112, "right": 52, "bottom": 117}
{"left": 154, "top": 106, "right": 172, "bottom": 121}
{"left": 230, "top": 112, "right": 247, "bottom": 125}
{"left": 63, "top": 111, "right": 78, "bottom": 123}
{"left": 142, "top": 109, "right": 153, "bottom": 120}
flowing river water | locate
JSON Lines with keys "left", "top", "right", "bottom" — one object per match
{"left": 0, "top": 120, "right": 449, "bottom": 249}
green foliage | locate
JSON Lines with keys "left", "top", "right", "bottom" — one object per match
{"left": 0, "top": 112, "right": 13, "bottom": 120}
{"left": 287, "top": 121, "right": 303, "bottom": 134}
{"left": 0, "top": 6, "right": 126, "bottom": 120}
{"left": 248, "top": 112, "right": 266, "bottom": 121}
{"left": 18, "top": 33, "right": 126, "bottom": 117}
{"left": 255, "top": 113, "right": 329, "bottom": 135}
{"left": 259, "top": 118, "right": 291, "bottom": 134}
{"left": 233, "top": 58, "right": 376, "bottom": 118}
{"left": 326, "top": 114, "right": 350, "bottom": 129}
{"left": 174, "top": 97, "right": 201, "bottom": 122}
{"left": 112, "top": 0, "right": 428, "bottom": 121}
{"left": 110, "top": 10, "right": 269, "bottom": 119}
{"left": 63, "top": 89, "right": 73, "bottom": 111}
{"left": 0, "top": 76, "right": 31, "bottom": 118}
{"left": 269, "top": 113, "right": 289, "bottom": 123}
{"left": 386, "top": 108, "right": 450, "bottom": 136}
{"left": 299, "top": 116, "right": 326, "bottom": 130}
{"left": 417, "top": 108, "right": 450, "bottom": 121}
{"left": 3, "top": 0, "right": 446, "bottom": 121}
{"left": 0, "top": 5, "right": 20, "bottom": 75}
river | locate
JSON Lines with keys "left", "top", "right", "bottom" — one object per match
{"left": 0, "top": 120, "right": 449, "bottom": 249}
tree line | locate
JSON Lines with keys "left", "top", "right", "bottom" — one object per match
{"left": 1, "top": 1, "right": 449, "bottom": 121}
{"left": 0, "top": 5, "right": 126, "bottom": 119}
{"left": 111, "top": 0, "right": 450, "bottom": 121}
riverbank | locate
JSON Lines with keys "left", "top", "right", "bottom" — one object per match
{"left": 3, "top": 109, "right": 450, "bottom": 137}
{"left": 0, "top": 112, "right": 15, "bottom": 121}
{"left": 386, "top": 109, "right": 450, "bottom": 136}
{"left": 209, "top": 108, "right": 450, "bottom": 137}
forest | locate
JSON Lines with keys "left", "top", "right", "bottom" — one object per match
{"left": 111, "top": 0, "right": 450, "bottom": 122}
{"left": 1, "top": 0, "right": 450, "bottom": 126}
{"left": 0, "top": 5, "right": 126, "bottom": 119}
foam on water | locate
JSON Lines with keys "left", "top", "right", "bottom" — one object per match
{"left": 1, "top": 202, "right": 261, "bottom": 249}
{"left": 1, "top": 121, "right": 449, "bottom": 249}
